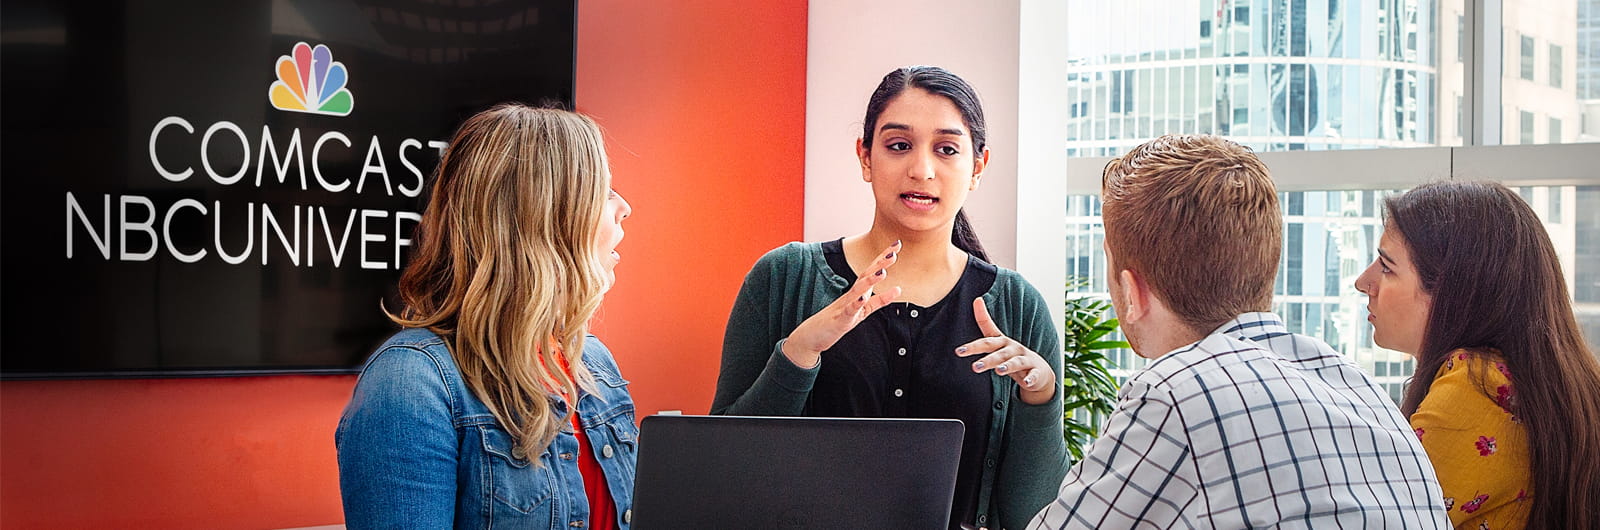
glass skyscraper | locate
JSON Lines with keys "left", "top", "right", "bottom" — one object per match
{"left": 1065, "top": 0, "right": 1437, "bottom": 157}
{"left": 1064, "top": 0, "right": 1599, "bottom": 400}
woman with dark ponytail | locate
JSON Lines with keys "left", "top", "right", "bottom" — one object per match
{"left": 711, "top": 66, "right": 1067, "bottom": 530}
{"left": 1355, "top": 180, "right": 1600, "bottom": 529}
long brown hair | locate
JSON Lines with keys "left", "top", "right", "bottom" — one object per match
{"left": 1389, "top": 180, "right": 1600, "bottom": 528}
{"left": 389, "top": 104, "right": 610, "bottom": 458}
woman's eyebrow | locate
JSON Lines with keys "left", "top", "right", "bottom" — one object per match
{"left": 878, "top": 122, "right": 965, "bottom": 137}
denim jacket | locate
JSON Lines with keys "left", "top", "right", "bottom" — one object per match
{"left": 337, "top": 328, "right": 639, "bottom": 529}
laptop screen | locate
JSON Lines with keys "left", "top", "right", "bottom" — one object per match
{"left": 632, "top": 415, "right": 965, "bottom": 529}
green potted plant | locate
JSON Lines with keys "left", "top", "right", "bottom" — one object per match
{"left": 1060, "top": 279, "right": 1127, "bottom": 463}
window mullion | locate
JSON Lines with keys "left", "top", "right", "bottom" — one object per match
{"left": 1467, "top": 0, "right": 1505, "bottom": 148}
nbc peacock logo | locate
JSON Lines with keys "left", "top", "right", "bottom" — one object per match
{"left": 268, "top": 42, "right": 354, "bottom": 116}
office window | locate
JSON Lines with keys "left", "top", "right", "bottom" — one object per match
{"left": 1286, "top": 222, "right": 1303, "bottom": 296}
{"left": 1497, "top": 0, "right": 1597, "bottom": 146}
{"left": 1552, "top": 187, "right": 1564, "bottom": 224}
{"left": 1584, "top": 0, "right": 1600, "bottom": 100}
{"left": 1523, "top": 110, "right": 1537, "bottom": 144}
{"left": 1523, "top": 34, "right": 1537, "bottom": 81}
{"left": 1552, "top": 44, "right": 1564, "bottom": 88}
{"left": 1061, "top": 0, "right": 1600, "bottom": 404}
{"left": 1064, "top": 0, "right": 1440, "bottom": 153}
{"left": 1578, "top": 187, "right": 1600, "bottom": 304}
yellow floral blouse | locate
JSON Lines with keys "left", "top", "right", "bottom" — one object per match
{"left": 1409, "top": 349, "right": 1532, "bottom": 529}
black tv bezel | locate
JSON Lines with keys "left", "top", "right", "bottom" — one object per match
{"left": 0, "top": 0, "right": 579, "bottom": 380}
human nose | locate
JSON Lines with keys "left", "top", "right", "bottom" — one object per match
{"left": 1353, "top": 263, "right": 1374, "bottom": 295}
{"left": 908, "top": 150, "right": 936, "bottom": 180}
{"left": 616, "top": 192, "right": 632, "bottom": 221}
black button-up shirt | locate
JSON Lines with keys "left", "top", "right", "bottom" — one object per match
{"left": 809, "top": 238, "right": 996, "bottom": 529}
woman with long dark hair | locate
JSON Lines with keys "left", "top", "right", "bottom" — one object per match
{"left": 1355, "top": 180, "right": 1600, "bottom": 529}
{"left": 710, "top": 66, "right": 1067, "bottom": 530}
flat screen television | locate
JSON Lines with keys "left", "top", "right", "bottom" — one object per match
{"left": 1, "top": 0, "right": 576, "bottom": 378}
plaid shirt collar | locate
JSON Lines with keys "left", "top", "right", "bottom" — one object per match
{"left": 1212, "top": 311, "right": 1287, "bottom": 342}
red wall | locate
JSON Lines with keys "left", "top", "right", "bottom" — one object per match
{"left": 0, "top": 1, "right": 807, "bottom": 527}
{"left": 576, "top": 0, "right": 808, "bottom": 417}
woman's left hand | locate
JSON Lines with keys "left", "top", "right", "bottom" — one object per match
{"left": 957, "top": 298, "right": 1057, "bottom": 405}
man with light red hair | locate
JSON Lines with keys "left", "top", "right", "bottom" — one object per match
{"left": 1028, "top": 135, "right": 1449, "bottom": 529}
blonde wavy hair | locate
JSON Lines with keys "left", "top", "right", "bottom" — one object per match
{"left": 390, "top": 104, "right": 610, "bottom": 457}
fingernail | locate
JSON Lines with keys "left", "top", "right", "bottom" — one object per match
{"left": 956, "top": 346, "right": 968, "bottom": 354}
{"left": 894, "top": 239, "right": 902, "bottom": 247}
{"left": 971, "top": 360, "right": 984, "bottom": 371}
{"left": 858, "top": 294, "right": 866, "bottom": 302}
{"left": 885, "top": 252, "right": 896, "bottom": 260}
{"left": 995, "top": 363, "right": 1008, "bottom": 374}
{"left": 1023, "top": 375, "right": 1035, "bottom": 387}
{"left": 875, "top": 269, "right": 885, "bottom": 276}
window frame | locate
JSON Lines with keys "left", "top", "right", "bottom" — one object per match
{"left": 1056, "top": 0, "right": 1596, "bottom": 193}
{"left": 1019, "top": 0, "right": 1598, "bottom": 343}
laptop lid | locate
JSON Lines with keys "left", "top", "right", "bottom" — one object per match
{"left": 632, "top": 415, "right": 964, "bottom": 529}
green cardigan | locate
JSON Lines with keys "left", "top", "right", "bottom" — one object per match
{"left": 710, "top": 242, "right": 1068, "bottom": 530}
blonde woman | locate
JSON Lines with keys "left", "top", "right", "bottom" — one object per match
{"left": 336, "top": 104, "right": 636, "bottom": 529}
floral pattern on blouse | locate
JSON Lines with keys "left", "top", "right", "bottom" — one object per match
{"left": 1409, "top": 349, "right": 1531, "bottom": 529}
{"left": 1475, "top": 436, "right": 1497, "bottom": 456}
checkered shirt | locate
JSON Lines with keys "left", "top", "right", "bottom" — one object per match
{"left": 1029, "top": 312, "right": 1451, "bottom": 529}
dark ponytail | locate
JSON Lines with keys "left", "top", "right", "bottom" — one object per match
{"left": 862, "top": 66, "right": 991, "bottom": 263}
{"left": 953, "top": 210, "right": 988, "bottom": 263}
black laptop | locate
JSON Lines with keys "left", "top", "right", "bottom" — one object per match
{"left": 631, "top": 415, "right": 965, "bottom": 529}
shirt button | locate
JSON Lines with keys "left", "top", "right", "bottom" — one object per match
{"left": 559, "top": 452, "right": 575, "bottom": 461}
{"left": 570, "top": 521, "right": 586, "bottom": 528}
{"left": 511, "top": 446, "right": 527, "bottom": 460}
{"left": 978, "top": 515, "right": 988, "bottom": 525}
{"left": 993, "top": 400, "right": 1005, "bottom": 410}
{"left": 602, "top": 444, "right": 615, "bottom": 458}
{"left": 985, "top": 458, "right": 995, "bottom": 468}
{"left": 897, "top": 347, "right": 907, "bottom": 356}
{"left": 910, "top": 309, "right": 920, "bottom": 318}
{"left": 624, "top": 509, "right": 633, "bottom": 524}
{"left": 893, "top": 388, "right": 904, "bottom": 397}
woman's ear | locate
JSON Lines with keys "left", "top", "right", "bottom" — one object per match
{"left": 857, "top": 138, "right": 872, "bottom": 182}
{"left": 970, "top": 148, "right": 990, "bottom": 190}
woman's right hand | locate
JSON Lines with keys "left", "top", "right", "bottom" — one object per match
{"left": 780, "top": 241, "right": 903, "bottom": 368}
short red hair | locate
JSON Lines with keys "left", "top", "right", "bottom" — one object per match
{"left": 1101, "top": 134, "right": 1281, "bottom": 333}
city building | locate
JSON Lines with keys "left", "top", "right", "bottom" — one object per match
{"left": 1063, "top": 0, "right": 1598, "bottom": 398}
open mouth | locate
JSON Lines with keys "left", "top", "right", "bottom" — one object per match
{"left": 900, "top": 192, "right": 939, "bottom": 208}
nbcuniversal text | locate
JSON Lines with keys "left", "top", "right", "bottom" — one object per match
{"left": 65, "top": 117, "right": 444, "bottom": 270}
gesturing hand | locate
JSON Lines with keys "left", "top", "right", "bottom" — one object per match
{"left": 957, "top": 298, "right": 1057, "bottom": 405}
{"left": 781, "top": 241, "right": 903, "bottom": 368}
